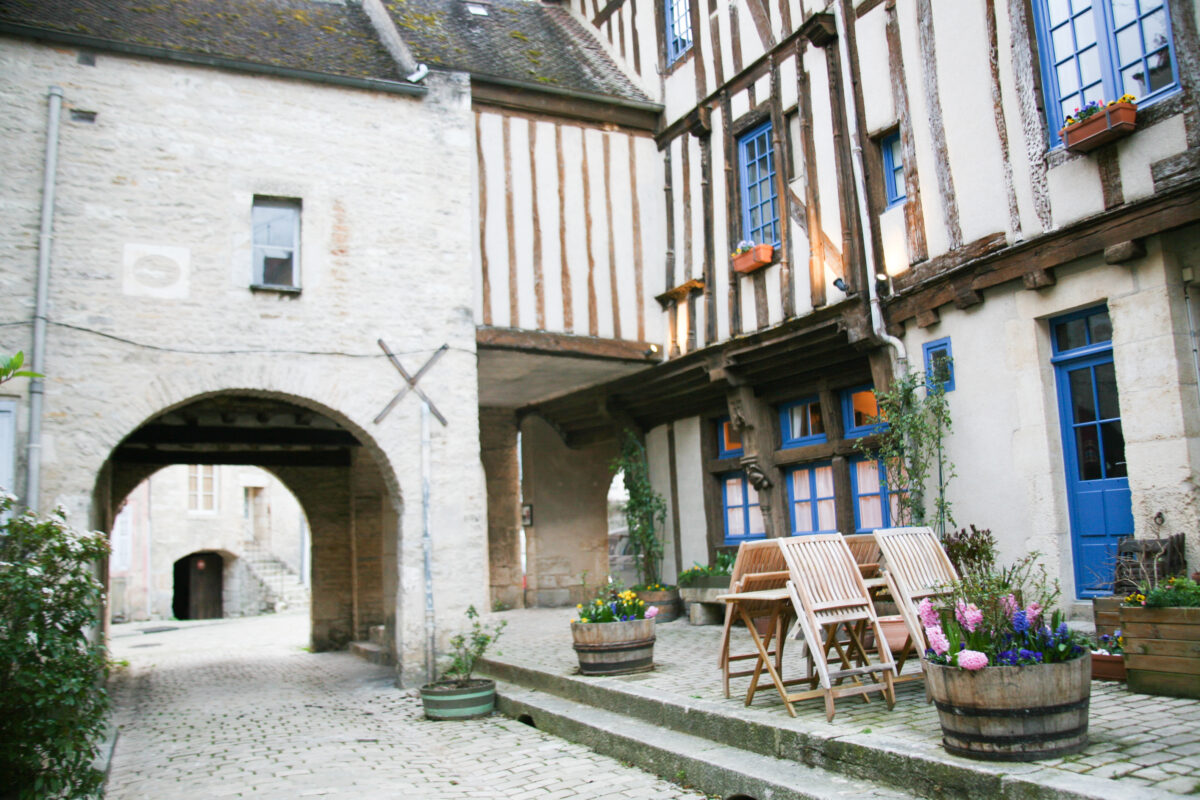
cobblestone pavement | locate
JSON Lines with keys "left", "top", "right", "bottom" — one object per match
{"left": 484, "top": 607, "right": 1200, "bottom": 797}
{"left": 106, "top": 612, "right": 713, "bottom": 800}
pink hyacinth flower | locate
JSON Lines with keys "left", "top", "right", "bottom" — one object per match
{"left": 955, "top": 601, "right": 983, "bottom": 633}
{"left": 926, "top": 625, "right": 949, "bottom": 655}
{"left": 644, "top": 606, "right": 659, "bottom": 619}
{"left": 918, "top": 597, "right": 939, "bottom": 629}
{"left": 1001, "top": 594, "right": 1018, "bottom": 619}
{"left": 958, "top": 650, "right": 988, "bottom": 670}
{"left": 1026, "top": 602, "right": 1042, "bottom": 624}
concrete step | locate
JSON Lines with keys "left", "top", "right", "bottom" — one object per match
{"left": 349, "top": 640, "right": 393, "bottom": 666}
{"left": 496, "top": 682, "right": 917, "bottom": 800}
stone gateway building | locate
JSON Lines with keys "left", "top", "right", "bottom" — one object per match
{"left": 1, "top": 0, "right": 1198, "bottom": 684}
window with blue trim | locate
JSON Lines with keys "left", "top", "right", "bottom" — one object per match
{"left": 1052, "top": 305, "right": 1113, "bottom": 354}
{"left": 779, "top": 397, "right": 826, "bottom": 448}
{"left": 785, "top": 462, "right": 837, "bottom": 535}
{"left": 716, "top": 416, "right": 744, "bottom": 458}
{"left": 722, "top": 471, "right": 766, "bottom": 543}
{"left": 923, "top": 338, "right": 955, "bottom": 393}
{"left": 665, "top": 0, "right": 693, "bottom": 65}
{"left": 1033, "top": 0, "right": 1179, "bottom": 146}
{"left": 850, "top": 457, "right": 906, "bottom": 533}
{"left": 882, "top": 132, "right": 905, "bottom": 208}
{"left": 739, "top": 122, "right": 780, "bottom": 247}
{"left": 842, "top": 385, "right": 884, "bottom": 438}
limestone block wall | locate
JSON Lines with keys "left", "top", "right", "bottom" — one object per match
{"left": 480, "top": 407, "right": 523, "bottom": 610}
{"left": 0, "top": 39, "right": 487, "bottom": 685}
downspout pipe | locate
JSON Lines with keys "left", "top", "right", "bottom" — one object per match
{"left": 831, "top": 2, "right": 908, "bottom": 372}
{"left": 421, "top": 401, "right": 436, "bottom": 682}
{"left": 27, "top": 85, "right": 63, "bottom": 511}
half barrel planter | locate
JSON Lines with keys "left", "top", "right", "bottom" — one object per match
{"left": 636, "top": 588, "right": 682, "bottom": 622}
{"left": 571, "top": 618, "right": 656, "bottom": 676}
{"left": 1118, "top": 605, "right": 1200, "bottom": 699}
{"left": 420, "top": 678, "right": 497, "bottom": 720}
{"left": 924, "top": 657, "right": 1090, "bottom": 761}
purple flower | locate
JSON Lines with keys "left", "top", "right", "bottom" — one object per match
{"left": 1012, "top": 609, "right": 1029, "bottom": 634}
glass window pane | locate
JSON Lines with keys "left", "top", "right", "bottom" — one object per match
{"left": 810, "top": 403, "right": 824, "bottom": 436}
{"left": 1076, "top": 426, "right": 1103, "bottom": 480}
{"left": 1101, "top": 421, "right": 1127, "bottom": 477}
{"left": 1048, "top": 0, "right": 1071, "bottom": 24}
{"left": 814, "top": 465, "right": 834, "bottom": 496}
{"left": 1147, "top": 47, "right": 1174, "bottom": 93}
{"left": 851, "top": 390, "right": 878, "bottom": 427}
{"left": 722, "top": 422, "right": 742, "bottom": 453}
{"left": 746, "top": 483, "right": 759, "bottom": 504}
{"left": 791, "top": 469, "right": 812, "bottom": 500}
{"left": 727, "top": 507, "right": 745, "bottom": 537}
{"left": 1052, "top": 23, "right": 1075, "bottom": 59}
{"left": 816, "top": 499, "right": 837, "bottom": 531}
{"left": 1143, "top": 8, "right": 1169, "bottom": 53}
{"left": 855, "top": 460, "right": 880, "bottom": 494}
{"left": 1069, "top": 367, "right": 1097, "bottom": 423}
{"left": 859, "top": 495, "right": 883, "bottom": 530}
{"left": 1078, "top": 46, "right": 1102, "bottom": 86}
{"left": 793, "top": 501, "right": 814, "bottom": 533}
{"left": 1121, "top": 62, "right": 1148, "bottom": 96}
{"left": 725, "top": 476, "right": 743, "bottom": 498}
{"left": 1116, "top": 22, "right": 1142, "bottom": 65}
{"left": 1111, "top": 0, "right": 1137, "bottom": 26}
{"left": 253, "top": 205, "right": 297, "bottom": 248}
{"left": 1055, "top": 318, "right": 1088, "bottom": 351}
{"left": 1087, "top": 309, "right": 1112, "bottom": 343}
{"left": 748, "top": 505, "right": 765, "bottom": 535}
{"left": 1082, "top": 82, "right": 1105, "bottom": 105}
{"left": 1069, "top": 0, "right": 1091, "bottom": 13}
{"left": 1095, "top": 362, "right": 1121, "bottom": 420}
{"left": 1074, "top": 10, "right": 1096, "bottom": 48}
{"left": 1057, "top": 60, "right": 1080, "bottom": 97}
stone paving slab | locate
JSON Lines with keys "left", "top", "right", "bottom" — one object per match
{"left": 478, "top": 607, "right": 1200, "bottom": 798}
{"left": 105, "top": 612, "right": 714, "bottom": 799}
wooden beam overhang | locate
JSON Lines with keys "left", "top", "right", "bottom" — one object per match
{"left": 520, "top": 299, "right": 880, "bottom": 446}
{"left": 471, "top": 75, "right": 663, "bottom": 132}
{"left": 112, "top": 448, "right": 352, "bottom": 467}
{"left": 477, "top": 326, "right": 660, "bottom": 363}
{"left": 884, "top": 180, "right": 1200, "bottom": 329}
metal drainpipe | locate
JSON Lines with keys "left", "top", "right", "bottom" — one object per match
{"left": 831, "top": 2, "right": 908, "bottom": 372}
{"left": 27, "top": 86, "right": 63, "bottom": 511}
{"left": 421, "top": 401, "right": 436, "bottom": 681}
{"left": 1184, "top": 277, "right": 1200, "bottom": 409}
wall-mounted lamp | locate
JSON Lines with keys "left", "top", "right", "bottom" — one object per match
{"left": 833, "top": 278, "right": 848, "bottom": 293}
{"left": 875, "top": 272, "right": 890, "bottom": 283}
{"left": 644, "top": 344, "right": 660, "bottom": 357}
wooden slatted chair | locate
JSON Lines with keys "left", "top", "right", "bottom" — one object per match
{"left": 717, "top": 539, "right": 794, "bottom": 699}
{"left": 777, "top": 535, "right": 897, "bottom": 721}
{"left": 873, "top": 526, "right": 960, "bottom": 692}
{"left": 844, "top": 533, "right": 882, "bottom": 578}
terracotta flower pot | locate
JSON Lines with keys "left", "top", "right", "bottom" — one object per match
{"left": 1061, "top": 102, "right": 1137, "bottom": 153}
{"left": 732, "top": 244, "right": 774, "bottom": 274}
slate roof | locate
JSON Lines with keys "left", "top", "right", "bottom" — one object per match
{"left": 383, "top": 0, "right": 650, "bottom": 102}
{"left": 0, "top": 0, "right": 404, "bottom": 83}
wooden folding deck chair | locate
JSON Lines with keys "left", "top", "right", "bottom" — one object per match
{"left": 716, "top": 539, "right": 794, "bottom": 699}
{"left": 873, "top": 526, "right": 960, "bottom": 688}
{"left": 777, "top": 535, "right": 897, "bottom": 721}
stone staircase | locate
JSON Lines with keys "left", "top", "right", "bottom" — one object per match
{"left": 349, "top": 625, "right": 393, "bottom": 666}
{"left": 241, "top": 543, "right": 309, "bottom": 612}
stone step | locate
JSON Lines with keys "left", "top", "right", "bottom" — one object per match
{"left": 495, "top": 682, "right": 917, "bottom": 800}
{"left": 368, "top": 624, "right": 387, "bottom": 648}
{"left": 349, "top": 640, "right": 393, "bottom": 666}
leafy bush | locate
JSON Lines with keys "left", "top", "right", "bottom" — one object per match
{"left": 1125, "top": 576, "right": 1200, "bottom": 608}
{"left": 438, "top": 605, "right": 506, "bottom": 686}
{"left": 677, "top": 551, "right": 736, "bottom": 587}
{"left": 0, "top": 494, "right": 110, "bottom": 798}
{"left": 943, "top": 525, "right": 997, "bottom": 577}
{"left": 611, "top": 431, "right": 667, "bottom": 588}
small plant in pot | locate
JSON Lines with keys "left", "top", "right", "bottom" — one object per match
{"left": 420, "top": 605, "right": 506, "bottom": 721}
{"left": 571, "top": 581, "right": 658, "bottom": 675}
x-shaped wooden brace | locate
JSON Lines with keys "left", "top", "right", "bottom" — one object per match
{"left": 373, "top": 339, "right": 448, "bottom": 426}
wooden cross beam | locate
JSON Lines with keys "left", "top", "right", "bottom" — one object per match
{"left": 374, "top": 340, "right": 449, "bottom": 426}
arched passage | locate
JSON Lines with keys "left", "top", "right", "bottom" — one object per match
{"left": 97, "top": 391, "right": 402, "bottom": 654}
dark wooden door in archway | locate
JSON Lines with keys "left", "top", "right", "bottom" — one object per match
{"left": 172, "top": 552, "right": 223, "bottom": 620}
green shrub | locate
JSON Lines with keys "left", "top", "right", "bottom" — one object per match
{"left": 677, "top": 551, "right": 736, "bottom": 587}
{"left": 943, "top": 525, "right": 997, "bottom": 577}
{"left": 0, "top": 493, "right": 111, "bottom": 799}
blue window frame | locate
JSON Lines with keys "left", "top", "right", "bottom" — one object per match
{"left": 841, "top": 385, "right": 884, "bottom": 438}
{"left": 716, "top": 416, "right": 744, "bottom": 458}
{"left": 785, "top": 462, "right": 838, "bottom": 535}
{"left": 850, "top": 457, "right": 906, "bottom": 533}
{"left": 1032, "top": 0, "right": 1180, "bottom": 147}
{"left": 923, "top": 338, "right": 955, "bottom": 393}
{"left": 882, "top": 132, "right": 905, "bottom": 208}
{"left": 779, "top": 397, "right": 826, "bottom": 448}
{"left": 1051, "top": 304, "right": 1114, "bottom": 356}
{"left": 739, "top": 122, "right": 780, "bottom": 247}
{"left": 665, "top": 0, "right": 693, "bottom": 65}
{"left": 721, "top": 471, "right": 766, "bottom": 543}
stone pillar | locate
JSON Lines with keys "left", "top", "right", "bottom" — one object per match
{"left": 350, "top": 449, "right": 386, "bottom": 641}
{"left": 480, "top": 408, "right": 524, "bottom": 610}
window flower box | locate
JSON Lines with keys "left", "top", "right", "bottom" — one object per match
{"left": 1061, "top": 101, "right": 1137, "bottom": 153}
{"left": 732, "top": 243, "right": 774, "bottom": 274}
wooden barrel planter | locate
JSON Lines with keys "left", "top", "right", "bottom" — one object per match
{"left": 571, "top": 618, "right": 656, "bottom": 676}
{"left": 419, "top": 678, "right": 497, "bottom": 720}
{"left": 924, "top": 657, "right": 1090, "bottom": 761}
{"left": 1119, "top": 605, "right": 1200, "bottom": 699}
{"left": 636, "top": 588, "right": 682, "bottom": 622}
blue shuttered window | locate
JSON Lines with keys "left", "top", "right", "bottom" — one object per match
{"left": 882, "top": 132, "right": 905, "bottom": 208}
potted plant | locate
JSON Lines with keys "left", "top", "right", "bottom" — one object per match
{"left": 1118, "top": 576, "right": 1200, "bottom": 699}
{"left": 571, "top": 582, "right": 658, "bottom": 675}
{"left": 1090, "top": 629, "right": 1126, "bottom": 681}
{"left": 678, "top": 552, "right": 735, "bottom": 624}
{"left": 419, "top": 605, "right": 506, "bottom": 720}
{"left": 731, "top": 240, "right": 774, "bottom": 274}
{"left": 1060, "top": 95, "right": 1137, "bottom": 153}
{"left": 916, "top": 553, "right": 1092, "bottom": 761}
{"left": 611, "top": 431, "right": 680, "bottom": 622}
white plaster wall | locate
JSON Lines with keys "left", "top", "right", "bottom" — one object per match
{"left": 673, "top": 416, "right": 710, "bottom": 571}
{"left": 1116, "top": 115, "right": 1188, "bottom": 203}
{"left": 646, "top": 424, "right": 678, "bottom": 580}
{"left": 0, "top": 41, "right": 486, "bottom": 681}
{"left": 805, "top": 47, "right": 845, "bottom": 270}
{"left": 857, "top": 6, "right": 895, "bottom": 135}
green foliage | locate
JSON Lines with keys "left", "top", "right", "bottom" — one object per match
{"left": 0, "top": 494, "right": 110, "bottom": 799}
{"left": 440, "top": 605, "right": 506, "bottom": 686}
{"left": 855, "top": 367, "right": 955, "bottom": 536}
{"left": 677, "top": 551, "right": 736, "bottom": 587}
{"left": 1136, "top": 576, "right": 1200, "bottom": 608}
{"left": 611, "top": 431, "right": 667, "bottom": 588}
{"left": 943, "top": 525, "right": 997, "bottom": 577}
{"left": 573, "top": 581, "right": 648, "bottom": 624}
{"left": 0, "top": 351, "right": 41, "bottom": 386}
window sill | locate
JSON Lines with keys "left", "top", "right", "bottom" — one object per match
{"left": 250, "top": 283, "right": 302, "bottom": 296}
{"left": 665, "top": 47, "right": 694, "bottom": 76}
